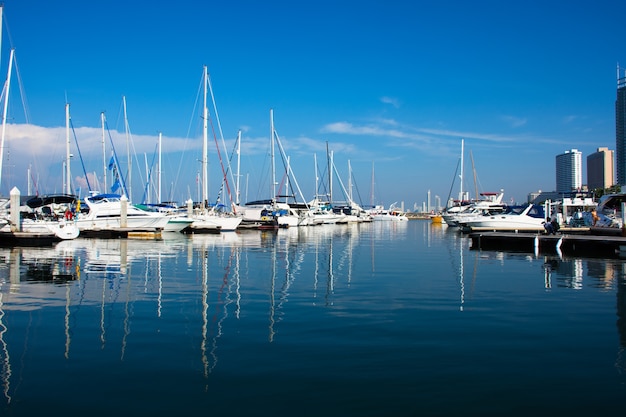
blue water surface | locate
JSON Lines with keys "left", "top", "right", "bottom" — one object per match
{"left": 0, "top": 221, "right": 625, "bottom": 416}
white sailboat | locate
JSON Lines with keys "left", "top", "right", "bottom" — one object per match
{"left": 0, "top": 33, "right": 78, "bottom": 241}
{"left": 187, "top": 66, "right": 242, "bottom": 233}
{"left": 234, "top": 109, "right": 311, "bottom": 228}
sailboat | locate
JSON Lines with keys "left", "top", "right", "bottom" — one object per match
{"left": 441, "top": 139, "right": 506, "bottom": 227}
{"left": 0, "top": 24, "right": 79, "bottom": 241}
{"left": 234, "top": 109, "right": 312, "bottom": 228}
{"left": 70, "top": 109, "right": 170, "bottom": 234}
{"left": 186, "top": 66, "right": 242, "bottom": 233}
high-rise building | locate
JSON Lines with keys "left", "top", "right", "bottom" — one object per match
{"left": 616, "top": 65, "right": 626, "bottom": 184}
{"left": 587, "top": 147, "right": 614, "bottom": 191}
{"left": 556, "top": 149, "right": 582, "bottom": 193}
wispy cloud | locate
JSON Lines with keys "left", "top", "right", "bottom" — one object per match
{"left": 500, "top": 115, "right": 527, "bottom": 128}
{"left": 380, "top": 96, "right": 400, "bottom": 108}
{"left": 562, "top": 115, "right": 578, "bottom": 124}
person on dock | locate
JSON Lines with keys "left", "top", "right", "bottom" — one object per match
{"left": 591, "top": 208, "right": 599, "bottom": 226}
{"left": 543, "top": 218, "right": 555, "bottom": 235}
{"left": 550, "top": 217, "right": 560, "bottom": 234}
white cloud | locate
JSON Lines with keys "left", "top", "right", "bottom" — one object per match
{"left": 500, "top": 115, "right": 527, "bottom": 128}
{"left": 380, "top": 96, "right": 400, "bottom": 108}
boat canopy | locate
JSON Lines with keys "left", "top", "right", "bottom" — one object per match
{"left": 24, "top": 194, "right": 77, "bottom": 208}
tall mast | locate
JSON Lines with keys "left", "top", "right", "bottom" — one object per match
{"left": 326, "top": 141, "right": 331, "bottom": 202}
{"left": 314, "top": 153, "right": 318, "bottom": 200}
{"left": 65, "top": 103, "right": 71, "bottom": 194}
{"left": 270, "top": 109, "right": 276, "bottom": 201}
{"left": 101, "top": 112, "right": 106, "bottom": 192}
{"left": 370, "top": 161, "right": 375, "bottom": 207}
{"left": 0, "top": 49, "right": 14, "bottom": 191}
{"left": 235, "top": 129, "right": 241, "bottom": 205}
{"left": 158, "top": 132, "right": 162, "bottom": 203}
{"left": 348, "top": 160, "right": 353, "bottom": 203}
{"left": 202, "top": 66, "right": 209, "bottom": 208}
{"left": 123, "top": 96, "right": 131, "bottom": 199}
{"left": 459, "top": 138, "right": 464, "bottom": 202}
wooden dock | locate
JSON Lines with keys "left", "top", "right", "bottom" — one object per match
{"left": 79, "top": 227, "right": 163, "bottom": 239}
{"left": 469, "top": 231, "right": 626, "bottom": 258}
{"left": 0, "top": 231, "right": 58, "bottom": 246}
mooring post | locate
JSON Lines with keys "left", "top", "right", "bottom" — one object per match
{"left": 10, "top": 186, "right": 20, "bottom": 232}
{"left": 120, "top": 195, "right": 128, "bottom": 228}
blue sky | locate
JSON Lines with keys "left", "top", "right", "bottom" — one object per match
{"left": 0, "top": 0, "right": 624, "bottom": 210}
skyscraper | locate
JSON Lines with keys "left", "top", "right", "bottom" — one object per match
{"left": 587, "top": 147, "right": 614, "bottom": 191}
{"left": 556, "top": 149, "right": 582, "bottom": 193}
{"left": 616, "top": 65, "right": 626, "bottom": 185}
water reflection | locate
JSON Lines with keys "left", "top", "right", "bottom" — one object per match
{"left": 0, "top": 223, "right": 625, "bottom": 411}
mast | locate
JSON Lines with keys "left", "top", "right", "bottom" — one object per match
{"left": 123, "top": 96, "right": 131, "bottom": 199}
{"left": 326, "top": 142, "right": 331, "bottom": 202}
{"left": 459, "top": 138, "right": 464, "bottom": 202}
{"left": 202, "top": 66, "right": 209, "bottom": 208}
{"left": 370, "top": 161, "right": 375, "bottom": 207}
{"left": 65, "top": 103, "right": 71, "bottom": 194}
{"left": 0, "top": 49, "right": 14, "bottom": 191}
{"left": 235, "top": 130, "right": 241, "bottom": 205}
{"left": 314, "top": 153, "right": 318, "bottom": 200}
{"left": 470, "top": 150, "right": 478, "bottom": 202}
{"left": 348, "top": 160, "right": 353, "bottom": 203}
{"left": 158, "top": 132, "right": 162, "bottom": 203}
{"left": 270, "top": 109, "right": 276, "bottom": 201}
{"left": 101, "top": 112, "right": 106, "bottom": 192}
{"left": 27, "top": 164, "right": 31, "bottom": 195}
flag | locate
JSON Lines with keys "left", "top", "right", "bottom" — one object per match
{"left": 111, "top": 179, "right": 120, "bottom": 193}
{"left": 108, "top": 156, "right": 115, "bottom": 171}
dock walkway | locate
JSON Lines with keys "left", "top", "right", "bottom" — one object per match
{"left": 469, "top": 231, "right": 626, "bottom": 258}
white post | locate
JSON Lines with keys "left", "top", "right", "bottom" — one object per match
{"left": 10, "top": 186, "right": 20, "bottom": 232}
{"left": 120, "top": 194, "right": 128, "bottom": 228}
{"left": 187, "top": 198, "right": 194, "bottom": 216}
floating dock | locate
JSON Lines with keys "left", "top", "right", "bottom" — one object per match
{"left": 0, "top": 231, "right": 58, "bottom": 246}
{"left": 79, "top": 227, "right": 163, "bottom": 239}
{"left": 469, "top": 231, "right": 626, "bottom": 258}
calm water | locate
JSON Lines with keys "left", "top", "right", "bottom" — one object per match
{"left": 0, "top": 221, "right": 625, "bottom": 416}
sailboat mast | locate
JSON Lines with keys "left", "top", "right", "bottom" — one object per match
{"left": 123, "top": 96, "right": 131, "bottom": 199}
{"left": 459, "top": 138, "right": 464, "bottom": 202}
{"left": 202, "top": 66, "right": 209, "bottom": 208}
{"left": 0, "top": 48, "right": 14, "bottom": 192}
{"left": 27, "top": 164, "right": 31, "bottom": 195}
{"left": 235, "top": 129, "right": 241, "bottom": 205}
{"left": 348, "top": 160, "right": 353, "bottom": 203}
{"left": 101, "top": 112, "right": 106, "bottom": 192}
{"left": 314, "top": 153, "right": 318, "bottom": 199}
{"left": 158, "top": 132, "right": 162, "bottom": 203}
{"left": 270, "top": 109, "right": 276, "bottom": 201}
{"left": 470, "top": 150, "right": 478, "bottom": 202}
{"left": 370, "top": 161, "right": 375, "bottom": 207}
{"left": 65, "top": 103, "right": 71, "bottom": 195}
{"left": 326, "top": 142, "right": 331, "bottom": 202}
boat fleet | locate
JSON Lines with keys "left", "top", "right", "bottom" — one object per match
{"left": 434, "top": 190, "right": 626, "bottom": 235}
{"left": 0, "top": 188, "right": 410, "bottom": 244}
